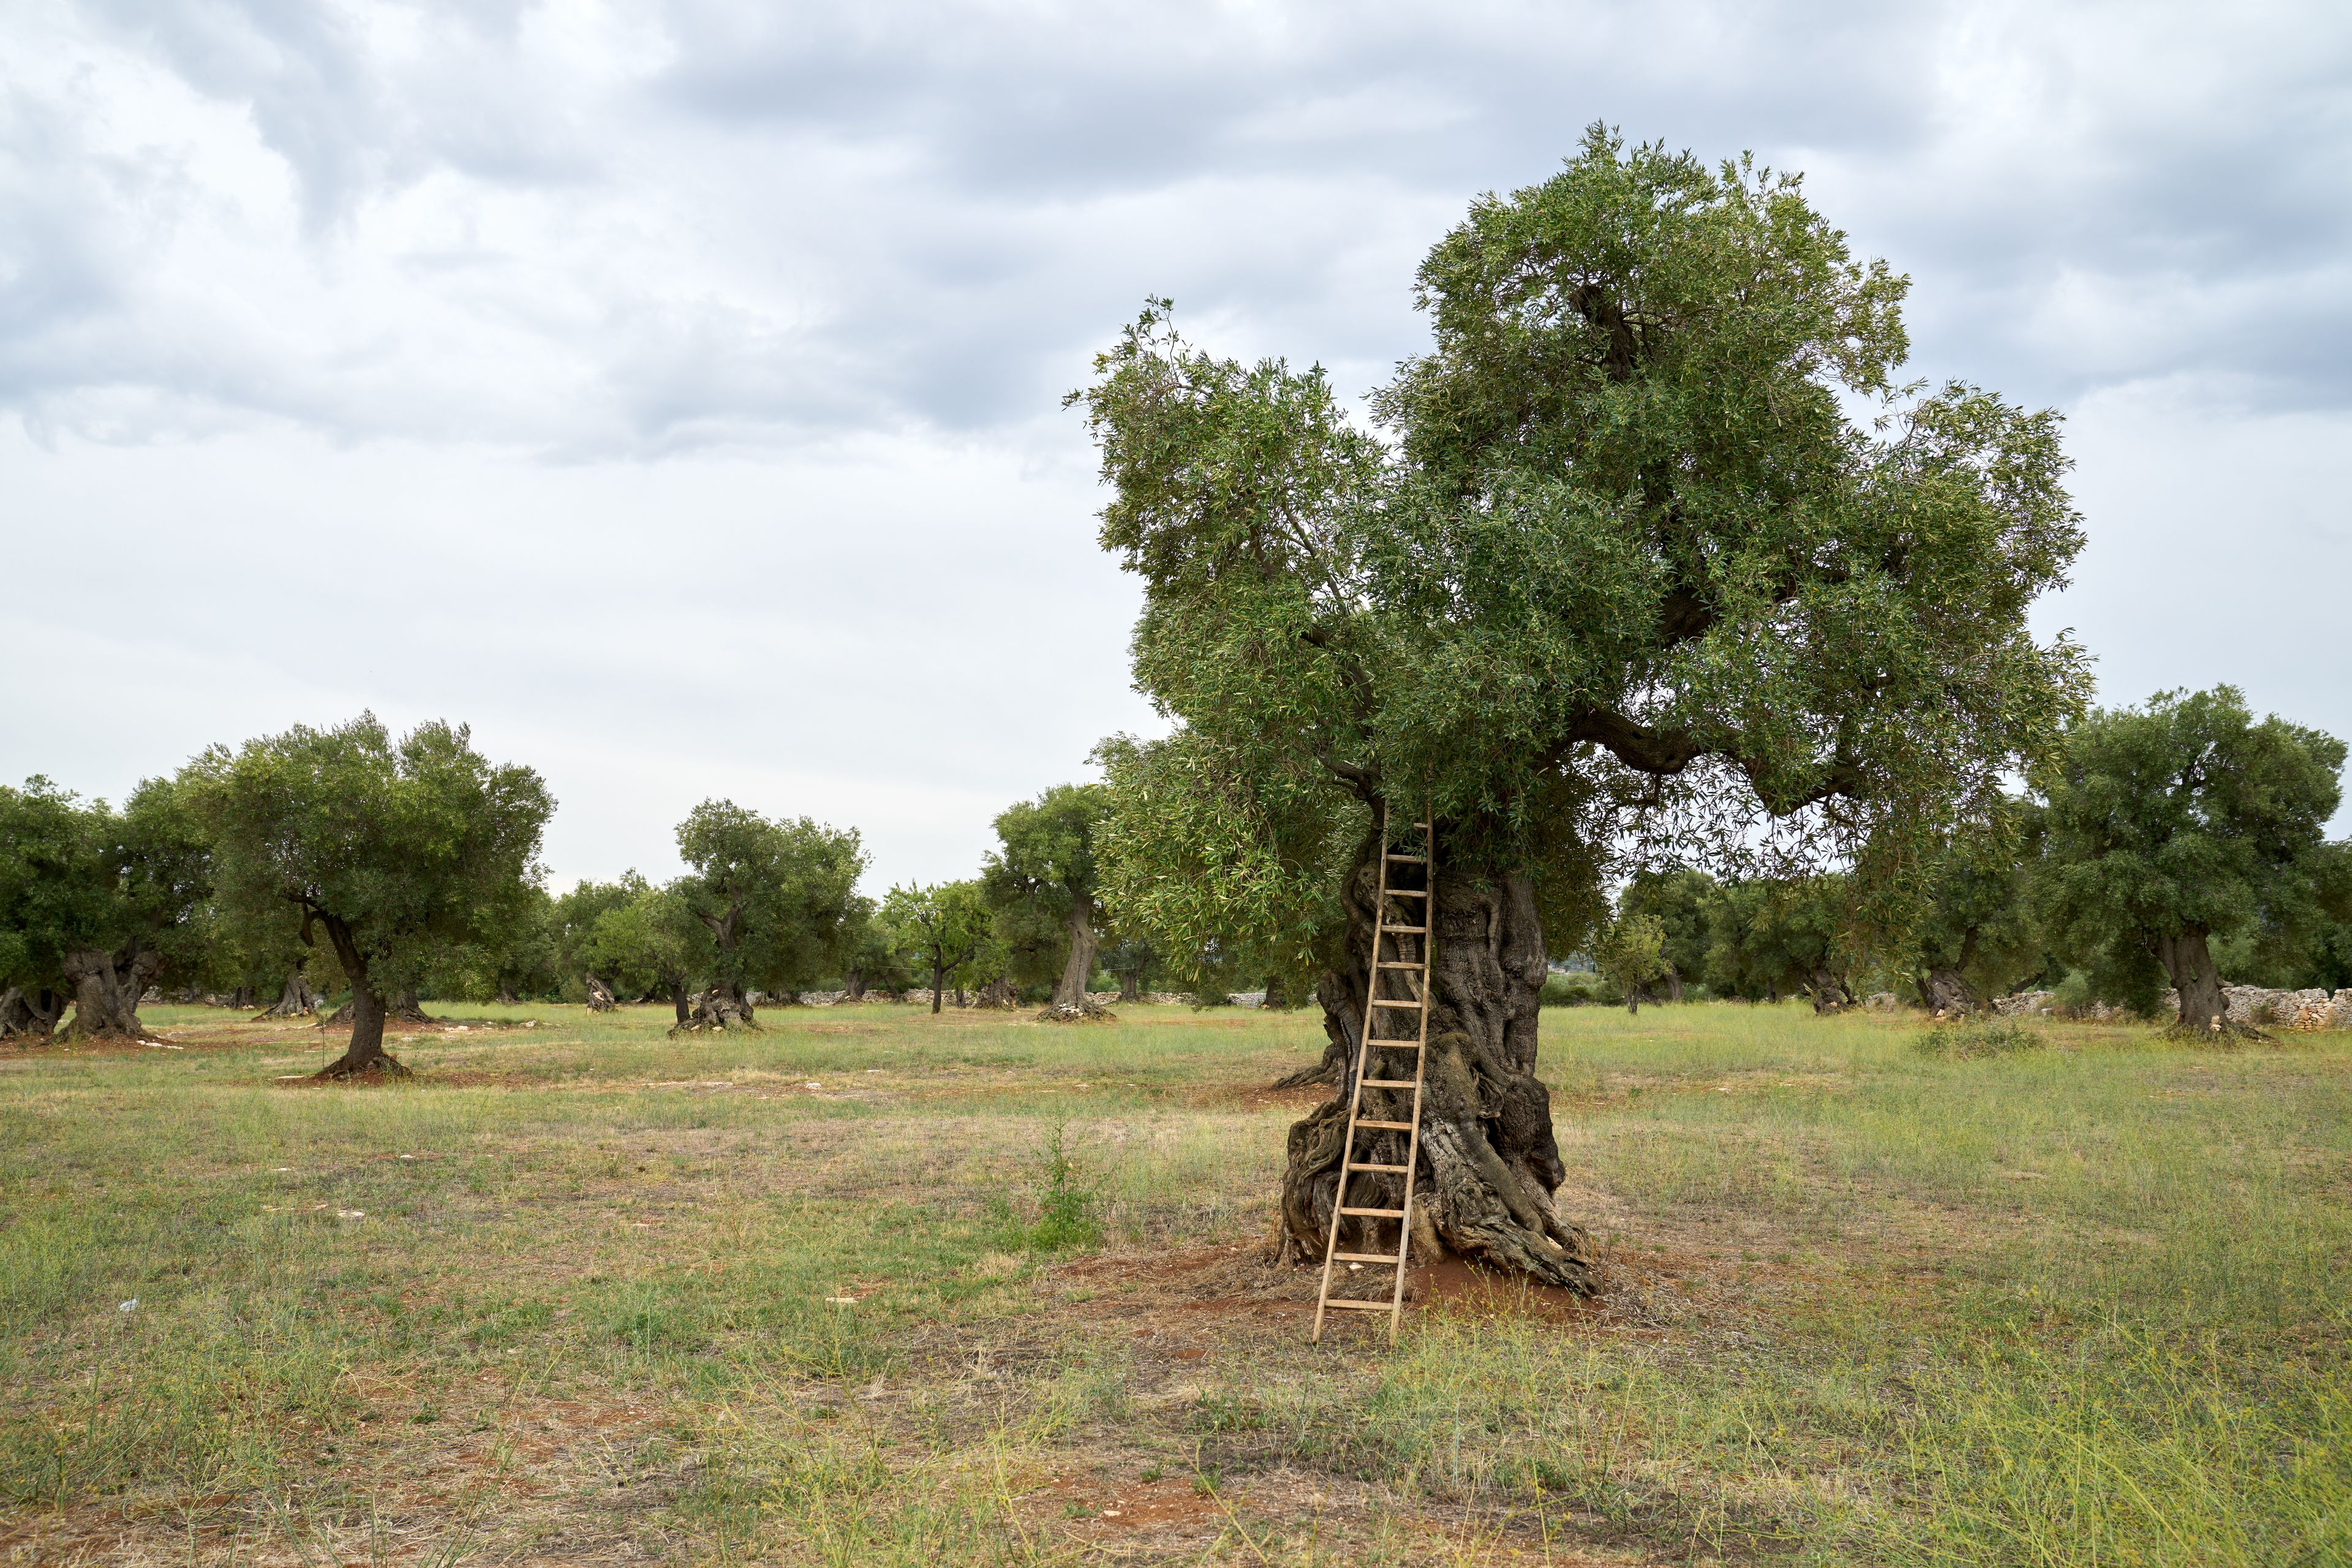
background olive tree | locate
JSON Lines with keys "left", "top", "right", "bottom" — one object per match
{"left": 187, "top": 715, "right": 553, "bottom": 1077}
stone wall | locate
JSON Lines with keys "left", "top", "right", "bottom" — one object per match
{"left": 1996, "top": 986, "right": 2352, "bottom": 1030}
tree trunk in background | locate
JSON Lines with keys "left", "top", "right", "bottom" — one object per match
{"left": 1264, "top": 973, "right": 1288, "bottom": 1009}
{"left": 228, "top": 986, "right": 255, "bottom": 1009}
{"left": 929, "top": 962, "right": 946, "bottom": 1014}
{"left": 1038, "top": 905, "right": 1110, "bottom": 1021}
{"left": 1807, "top": 967, "right": 1852, "bottom": 1014}
{"left": 1663, "top": 967, "right": 1684, "bottom": 1003}
{"left": 255, "top": 971, "right": 317, "bottom": 1019}
{"left": 1278, "top": 831, "right": 1596, "bottom": 1292}
{"left": 317, "top": 917, "right": 405, "bottom": 1077}
{"left": 975, "top": 976, "right": 1020, "bottom": 1009}
{"left": 2157, "top": 928, "right": 2243, "bottom": 1036}
{"left": 1924, "top": 968, "right": 1976, "bottom": 1016}
{"left": 668, "top": 978, "right": 690, "bottom": 1024}
{"left": 0, "top": 987, "right": 69, "bottom": 1041}
{"left": 671, "top": 987, "right": 757, "bottom": 1035}
{"left": 387, "top": 990, "right": 432, "bottom": 1025}
{"left": 844, "top": 967, "right": 867, "bottom": 1002}
{"left": 1626, "top": 987, "right": 1641, "bottom": 1016}
{"left": 61, "top": 944, "right": 160, "bottom": 1041}
{"left": 497, "top": 986, "right": 518, "bottom": 1005}
{"left": 585, "top": 974, "right": 619, "bottom": 1011}
{"left": 1118, "top": 967, "right": 1140, "bottom": 1003}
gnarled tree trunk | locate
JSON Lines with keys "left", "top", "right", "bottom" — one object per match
{"left": 0, "top": 986, "right": 69, "bottom": 1042}
{"left": 1038, "top": 905, "right": 1112, "bottom": 1022}
{"left": 1923, "top": 967, "right": 1976, "bottom": 1016}
{"left": 1662, "top": 966, "right": 1684, "bottom": 1003}
{"left": 671, "top": 986, "right": 757, "bottom": 1035}
{"left": 974, "top": 975, "right": 1020, "bottom": 1009}
{"left": 2157, "top": 928, "right": 2248, "bottom": 1037}
{"left": 317, "top": 916, "right": 407, "bottom": 1078}
{"left": 1277, "top": 832, "right": 1596, "bottom": 1293}
{"left": 61, "top": 944, "right": 162, "bottom": 1042}
{"left": 585, "top": 973, "right": 619, "bottom": 1012}
{"left": 1275, "top": 972, "right": 1355, "bottom": 1088}
{"left": 255, "top": 971, "right": 317, "bottom": 1019}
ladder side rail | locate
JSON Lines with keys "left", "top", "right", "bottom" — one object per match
{"left": 1389, "top": 815, "right": 1435, "bottom": 1338}
{"left": 1314, "top": 803, "right": 1400, "bottom": 1341}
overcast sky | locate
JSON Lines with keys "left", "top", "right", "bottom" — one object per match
{"left": 4, "top": 0, "right": 2348, "bottom": 894}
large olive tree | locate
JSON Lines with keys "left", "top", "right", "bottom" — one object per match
{"left": 1079, "top": 130, "right": 2085, "bottom": 1289}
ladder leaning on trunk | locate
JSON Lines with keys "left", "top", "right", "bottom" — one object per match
{"left": 1312, "top": 805, "right": 1434, "bottom": 1343}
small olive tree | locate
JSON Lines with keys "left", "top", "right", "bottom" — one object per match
{"left": 2038, "top": 687, "right": 2350, "bottom": 1035}
{"left": 188, "top": 715, "right": 552, "bottom": 1077}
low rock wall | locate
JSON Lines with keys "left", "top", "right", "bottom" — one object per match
{"left": 1996, "top": 986, "right": 2352, "bottom": 1029}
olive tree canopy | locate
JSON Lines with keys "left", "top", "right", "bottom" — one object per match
{"left": 1078, "top": 129, "right": 2086, "bottom": 1288}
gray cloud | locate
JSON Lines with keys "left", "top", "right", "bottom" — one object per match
{"left": 3, "top": 0, "right": 2348, "bottom": 881}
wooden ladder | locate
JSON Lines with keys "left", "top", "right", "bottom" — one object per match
{"left": 1313, "top": 805, "right": 1434, "bottom": 1343}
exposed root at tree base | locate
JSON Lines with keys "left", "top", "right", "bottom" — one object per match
{"left": 312, "top": 1053, "right": 412, "bottom": 1082}
{"left": 1035, "top": 1001, "right": 1117, "bottom": 1023}
{"left": 2166, "top": 1020, "right": 2275, "bottom": 1044}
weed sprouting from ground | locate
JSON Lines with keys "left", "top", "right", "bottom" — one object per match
{"left": 993, "top": 1121, "right": 1104, "bottom": 1254}
{"left": 1915, "top": 1017, "right": 2045, "bottom": 1059}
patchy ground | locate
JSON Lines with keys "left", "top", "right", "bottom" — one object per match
{"left": 2, "top": 1000, "right": 2348, "bottom": 1565}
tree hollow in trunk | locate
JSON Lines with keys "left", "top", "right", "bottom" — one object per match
{"left": 1276, "top": 840, "right": 1596, "bottom": 1293}
{"left": 0, "top": 987, "right": 69, "bottom": 1042}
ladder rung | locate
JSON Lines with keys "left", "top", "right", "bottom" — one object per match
{"left": 1381, "top": 925, "right": 1428, "bottom": 935}
{"left": 1385, "top": 853, "right": 1426, "bottom": 864}
{"left": 1346, "top": 1162, "right": 1410, "bottom": 1173}
{"left": 1376, "top": 960, "right": 1425, "bottom": 970}
{"left": 1362, "top": 1039, "right": 1423, "bottom": 1049}
{"left": 1385, "top": 887, "right": 1428, "bottom": 897}
{"left": 1340, "top": 1206, "right": 1406, "bottom": 1218}
{"left": 1360, "top": 1079, "right": 1419, "bottom": 1088}
{"left": 1355, "top": 1119, "right": 1414, "bottom": 1131}
{"left": 1319, "top": 1298, "right": 1396, "bottom": 1312}
{"left": 1332, "top": 1251, "right": 1403, "bottom": 1264}
{"left": 1370, "top": 998, "right": 1423, "bottom": 1009}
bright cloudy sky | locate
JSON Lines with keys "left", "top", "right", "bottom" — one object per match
{"left": 4, "top": 0, "right": 2348, "bottom": 893}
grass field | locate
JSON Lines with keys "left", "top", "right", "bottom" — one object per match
{"left": 2, "top": 1000, "right": 2347, "bottom": 1566}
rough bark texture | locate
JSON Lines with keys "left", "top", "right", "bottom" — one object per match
{"left": 1273, "top": 971, "right": 1355, "bottom": 1088}
{"left": 1807, "top": 967, "right": 1855, "bottom": 1014}
{"left": 61, "top": 944, "right": 161, "bottom": 1041}
{"left": 1118, "top": 968, "right": 1141, "bottom": 1003}
{"left": 0, "top": 986, "right": 69, "bottom": 1041}
{"left": 228, "top": 986, "right": 255, "bottom": 1009}
{"left": 1038, "top": 906, "right": 1114, "bottom": 1022}
{"left": 585, "top": 973, "right": 619, "bottom": 1012}
{"left": 255, "top": 971, "right": 318, "bottom": 1019}
{"left": 315, "top": 916, "right": 407, "bottom": 1078}
{"left": 1277, "top": 835, "right": 1596, "bottom": 1292}
{"left": 1923, "top": 967, "right": 1977, "bottom": 1016}
{"left": 2157, "top": 929, "right": 2255, "bottom": 1037}
{"left": 671, "top": 987, "right": 758, "bottom": 1035}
